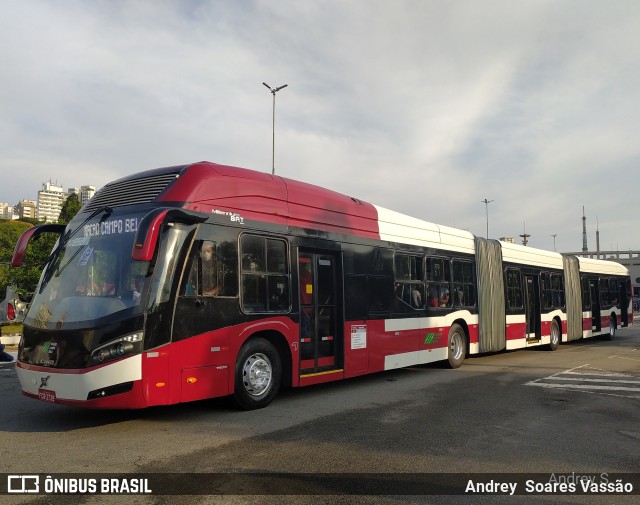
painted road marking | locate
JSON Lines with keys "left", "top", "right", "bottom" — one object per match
{"left": 525, "top": 364, "right": 640, "bottom": 398}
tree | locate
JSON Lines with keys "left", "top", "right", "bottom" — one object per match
{"left": 0, "top": 220, "right": 57, "bottom": 297}
{"left": 59, "top": 193, "right": 81, "bottom": 224}
{"left": 0, "top": 221, "right": 32, "bottom": 292}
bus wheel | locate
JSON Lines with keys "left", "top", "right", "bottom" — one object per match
{"left": 548, "top": 320, "right": 560, "bottom": 351}
{"left": 446, "top": 324, "right": 466, "bottom": 369}
{"left": 234, "top": 338, "right": 281, "bottom": 410}
{"left": 605, "top": 317, "right": 616, "bottom": 340}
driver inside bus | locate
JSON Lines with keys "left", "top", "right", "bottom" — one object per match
{"left": 132, "top": 275, "right": 145, "bottom": 303}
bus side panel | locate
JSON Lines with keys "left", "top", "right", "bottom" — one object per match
{"left": 141, "top": 346, "right": 171, "bottom": 406}
{"left": 505, "top": 315, "right": 526, "bottom": 349}
{"left": 343, "top": 321, "right": 369, "bottom": 378}
{"left": 164, "top": 318, "right": 298, "bottom": 403}
{"left": 582, "top": 313, "right": 593, "bottom": 338}
{"left": 368, "top": 318, "right": 419, "bottom": 372}
{"left": 166, "top": 329, "right": 235, "bottom": 404}
{"left": 465, "top": 322, "right": 481, "bottom": 355}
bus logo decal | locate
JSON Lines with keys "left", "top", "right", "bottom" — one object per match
{"left": 424, "top": 333, "right": 441, "bottom": 345}
{"left": 39, "top": 376, "right": 50, "bottom": 388}
{"left": 212, "top": 209, "right": 245, "bottom": 224}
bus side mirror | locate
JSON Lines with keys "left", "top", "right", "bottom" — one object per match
{"left": 132, "top": 208, "right": 208, "bottom": 262}
{"left": 12, "top": 224, "right": 66, "bottom": 267}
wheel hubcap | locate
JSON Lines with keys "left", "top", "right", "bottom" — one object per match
{"left": 242, "top": 353, "right": 272, "bottom": 397}
{"left": 450, "top": 333, "right": 463, "bottom": 360}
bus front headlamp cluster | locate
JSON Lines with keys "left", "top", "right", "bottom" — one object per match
{"left": 90, "top": 332, "right": 143, "bottom": 366}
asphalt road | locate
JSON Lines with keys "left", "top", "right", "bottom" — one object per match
{"left": 1, "top": 326, "right": 639, "bottom": 504}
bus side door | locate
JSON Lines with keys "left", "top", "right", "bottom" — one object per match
{"left": 298, "top": 251, "right": 342, "bottom": 374}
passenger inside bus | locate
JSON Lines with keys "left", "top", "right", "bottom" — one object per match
{"left": 440, "top": 287, "right": 450, "bottom": 307}
{"left": 201, "top": 241, "right": 219, "bottom": 296}
{"left": 411, "top": 286, "right": 423, "bottom": 308}
{"left": 427, "top": 286, "right": 439, "bottom": 307}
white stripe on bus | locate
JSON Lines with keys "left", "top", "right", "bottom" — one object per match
{"left": 17, "top": 354, "right": 142, "bottom": 401}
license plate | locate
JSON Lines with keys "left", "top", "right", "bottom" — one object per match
{"left": 38, "top": 389, "right": 56, "bottom": 403}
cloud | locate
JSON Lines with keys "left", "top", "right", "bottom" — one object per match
{"left": 1, "top": 0, "right": 639, "bottom": 252}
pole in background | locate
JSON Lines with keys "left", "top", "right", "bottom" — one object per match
{"left": 481, "top": 199, "right": 493, "bottom": 239}
{"left": 263, "top": 82, "right": 288, "bottom": 175}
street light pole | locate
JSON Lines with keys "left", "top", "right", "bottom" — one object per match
{"left": 550, "top": 234, "right": 557, "bottom": 251}
{"left": 481, "top": 198, "right": 493, "bottom": 239}
{"left": 263, "top": 82, "right": 288, "bottom": 175}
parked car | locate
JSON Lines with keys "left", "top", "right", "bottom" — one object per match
{"left": 0, "top": 285, "right": 29, "bottom": 326}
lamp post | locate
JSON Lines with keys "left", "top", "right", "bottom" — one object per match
{"left": 481, "top": 198, "right": 493, "bottom": 238}
{"left": 263, "top": 82, "right": 288, "bottom": 175}
{"left": 550, "top": 234, "right": 557, "bottom": 251}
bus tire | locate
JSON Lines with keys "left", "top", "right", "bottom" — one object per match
{"left": 446, "top": 324, "right": 466, "bottom": 369}
{"left": 605, "top": 316, "right": 616, "bottom": 340}
{"left": 548, "top": 319, "right": 560, "bottom": 351}
{"left": 233, "top": 337, "right": 281, "bottom": 410}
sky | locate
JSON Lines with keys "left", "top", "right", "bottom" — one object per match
{"left": 1, "top": 0, "right": 639, "bottom": 253}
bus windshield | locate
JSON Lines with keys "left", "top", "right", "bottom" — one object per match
{"left": 25, "top": 213, "right": 149, "bottom": 331}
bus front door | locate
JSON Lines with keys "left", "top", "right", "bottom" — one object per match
{"left": 619, "top": 279, "right": 629, "bottom": 327}
{"left": 298, "top": 252, "right": 341, "bottom": 373}
{"left": 525, "top": 274, "right": 541, "bottom": 341}
{"left": 590, "top": 280, "right": 601, "bottom": 332}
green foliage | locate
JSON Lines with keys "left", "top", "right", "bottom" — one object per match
{"left": 1, "top": 323, "right": 22, "bottom": 335}
{"left": 18, "top": 217, "right": 41, "bottom": 226}
{"left": 59, "top": 193, "right": 82, "bottom": 224}
{"left": 0, "top": 220, "right": 58, "bottom": 297}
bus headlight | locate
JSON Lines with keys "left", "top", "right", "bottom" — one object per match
{"left": 96, "top": 348, "right": 110, "bottom": 363}
{"left": 90, "top": 332, "right": 143, "bottom": 366}
{"left": 111, "top": 342, "right": 134, "bottom": 358}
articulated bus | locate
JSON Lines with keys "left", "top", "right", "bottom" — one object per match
{"left": 11, "top": 161, "right": 632, "bottom": 410}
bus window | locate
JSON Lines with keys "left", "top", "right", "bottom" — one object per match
{"left": 184, "top": 239, "right": 238, "bottom": 297}
{"left": 426, "top": 257, "right": 451, "bottom": 308}
{"left": 551, "top": 273, "right": 565, "bottom": 308}
{"left": 394, "top": 253, "right": 424, "bottom": 309}
{"left": 506, "top": 268, "right": 523, "bottom": 309}
{"left": 541, "top": 273, "right": 552, "bottom": 309}
{"left": 600, "top": 278, "right": 611, "bottom": 309}
{"left": 609, "top": 278, "right": 619, "bottom": 307}
{"left": 581, "top": 277, "right": 591, "bottom": 310}
{"left": 369, "top": 275, "right": 394, "bottom": 314}
{"left": 240, "top": 235, "right": 289, "bottom": 313}
{"left": 452, "top": 260, "right": 476, "bottom": 308}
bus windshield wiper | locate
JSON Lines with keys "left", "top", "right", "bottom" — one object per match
{"left": 40, "top": 206, "right": 113, "bottom": 270}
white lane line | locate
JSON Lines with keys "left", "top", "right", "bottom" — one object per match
{"left": 561, "top": 370, "right": 634, "bottom": 378}
{"left": 525, "top": 363, "right": 640, "bottom": 398}
{"left": 545, "top": 377, "right": 640, "bottom": 385}
{"left": 526, "top": 382, "right": 640, "bottom": 393}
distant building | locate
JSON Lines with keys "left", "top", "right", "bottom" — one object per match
{"left": 4, "top": 180, "right": 95, "bottom": 223}
{"left": 564, "top": 249, "right": 640, "bottom": 298}
{"left": 15, "top": 200, "right": 37, "bottom": 220}
{"left": 36, "top": 181, "right": 66, "bottom": 222}
{"left": 79, "top": 185, "right": 96, "bottom": 206}
{"left": 0, "top": 202, "right": 12, "bottom": 220}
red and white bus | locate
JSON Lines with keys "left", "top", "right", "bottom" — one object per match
{"left": 11, "top": 161, "right": 632, "bottom": 409}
